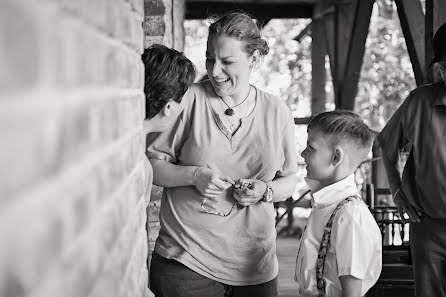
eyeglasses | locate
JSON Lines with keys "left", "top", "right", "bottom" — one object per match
{"left": 200, "top": 198, "right": 241, "bottom": 217}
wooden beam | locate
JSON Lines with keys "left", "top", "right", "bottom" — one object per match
{"left": 426, "top": 0, "right": 434, "bottom": 83}
{"left": 337, "top": 0, "right": 374, "bottom": 110}
{"left": 433, "top": 0, "right": 446, "bottom": 38}
{"left": 313, "top": 1, "right": 337, "bottom": 101}
{"left": 294, "top": 117, "right": 312, "bottom": 125}
{"left": 430, "top": 0, "right": 446, "bottom": 82}
{"left": 311, "top": 19, "right": 327, "bottom": 114}
{"left": 185, "top": 1, "right": 314, "bottom": 19}
{"left": 395, "top": 0, "right": 426, "bottom": 86}
{"left": 294, "top": 23, "right": 312, "bottom": 42}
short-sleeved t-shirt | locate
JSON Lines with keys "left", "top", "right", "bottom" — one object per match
{"left": 378, "top": 81, "right": 446, "bottom": 219}
{"left": 146, "top": 81, "right": 298, "bottom": 285}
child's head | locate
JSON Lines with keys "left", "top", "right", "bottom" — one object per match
{"left": 142, "top": 44, "right": 196, "bottom": 132}
{"left": 302, "top": 110, "right": 374, "bottom": 186}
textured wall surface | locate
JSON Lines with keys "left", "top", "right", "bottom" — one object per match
{"left": 0, "top": 0, "right": 150, "bottom": 296}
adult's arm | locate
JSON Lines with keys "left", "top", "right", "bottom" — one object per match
{"left": 150, "top": 159, "right": 234, "bottom": 199}
{"left": 378, "top": 91, "right": 420, "bottom": 222}
{"left": 233, "top": 174, "right": 298, "bottom": 207}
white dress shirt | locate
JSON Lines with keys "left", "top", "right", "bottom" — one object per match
{"left": 295, "top": 175, "right": 382, "bottom": 297}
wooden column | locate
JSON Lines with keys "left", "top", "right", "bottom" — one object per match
{"left": 322, "top": 0, "right": 374, "bottom": 111}
{"left": 395, "top": 0, "right": 426, "bottom": 85}
{"left": 426, "top": 0, "right": 446, "bottom": 83}
{"left": 311, "top": 19, "right": 327, "bottom": 114}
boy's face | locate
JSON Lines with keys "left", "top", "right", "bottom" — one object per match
{"left": 301, "top": 129, "right": 336, "bottom": 185}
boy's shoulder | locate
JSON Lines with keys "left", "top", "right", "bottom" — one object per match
{"left": 334, "top": 198, "right": 376, "bottom": 225}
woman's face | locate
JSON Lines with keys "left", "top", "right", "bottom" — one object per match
{"left": 206, "top": 34, "right": 253, "bottom": 99}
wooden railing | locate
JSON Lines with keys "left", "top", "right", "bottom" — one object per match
{"left": 371, "top": 206, "right": 410, "bottom": 247}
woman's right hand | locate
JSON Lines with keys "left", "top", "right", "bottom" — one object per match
{"left": 194, "top": 167, "right": 234, "bottom": 199}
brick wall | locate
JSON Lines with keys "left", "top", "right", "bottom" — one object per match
{"left": 143, "top": 0, "right": 186, "bottom": 275}
{"left": 0, "top": 0, "right": 150, "bottom": 296}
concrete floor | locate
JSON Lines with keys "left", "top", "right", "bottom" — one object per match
{"left": 276, "top": 236, "right": 300, "bottom": 297}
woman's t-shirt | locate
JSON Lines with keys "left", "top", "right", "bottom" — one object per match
{"left": 146, "top": 81, "right": 298, "bottom": 285}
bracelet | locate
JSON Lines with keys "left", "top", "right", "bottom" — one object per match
{"left": 193, "top": 167, "right": 203, "bottom": 185}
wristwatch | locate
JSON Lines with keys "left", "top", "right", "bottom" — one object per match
{"left": 261, "top": 182, "right": 274, "bottom": 203}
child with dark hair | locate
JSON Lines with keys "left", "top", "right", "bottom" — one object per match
{"left": 295, "top": 110, "right": 382, "bottom": 297}
{"left": 142, "top": 44, "right": 196, "bottom": 133}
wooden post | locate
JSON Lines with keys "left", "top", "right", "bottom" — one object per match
{"left": 311, "top": 19, "right": 327, "bottom": 114}
{"left": 395, "top": 0, "right": 426, "bottom": 85}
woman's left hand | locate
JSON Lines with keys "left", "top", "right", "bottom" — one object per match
{"left": 233, "top": 179, "right": 267, "bottom": 207}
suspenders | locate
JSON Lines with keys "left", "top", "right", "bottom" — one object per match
{"left": 316, "top": 195, "right": 360, "bottom": 297}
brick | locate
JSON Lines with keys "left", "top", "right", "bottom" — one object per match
{"left": 144, "top": 0, "right": 166, "bottom": 16}
{"left": 144, "top": 36, "right": 169, "bottom": 48}
{"left": 132, "top": 0, "right": 145, "bottom": 18}
{"left": 34, "top": 179, "right": 146, "bottom": 297}
{"left": 150, "top": 186, "right": 163, "bottom": 202}
{"left": 0, "top": 113, "right": 58, "bottom": 201}
{"left": 144, "top": 16, "right": 166, "bottom": 36}
{"left": 0, "top": 1, "right": 40, "bottom": 91}
{"left": 147, "top": 203, "right": 161, "bottom": 222}
{"left": 82, "top": 0, "right": 108, "bottom": 33}
{"left": 147, "top": 221, "right": 160, "bottom": 242}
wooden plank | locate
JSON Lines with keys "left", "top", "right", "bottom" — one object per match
{"left": 294, "top": 22, "right": 312, "bottom": 42}
{"left": 395, "top": 0, "right": 426, "bottom": 86}
{"left": 336, "top": 0, "right": 374, "bottom": 110}
{"left": 185, "top": 1, "right": 313, "bottom": 19}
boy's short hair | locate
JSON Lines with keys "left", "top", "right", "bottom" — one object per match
{"left": 308, "top": 110, "right": 375, "bottom": 164}
{"left": 142, "top": 44, "right": 196, "bottom": 119}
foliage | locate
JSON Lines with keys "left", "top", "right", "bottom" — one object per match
{"left": 356, "top": 0, "right": 416, "bottom": 131}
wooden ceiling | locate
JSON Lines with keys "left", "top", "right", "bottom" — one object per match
{"left": 186, "top": 0, "right": 317, "bottom": 19}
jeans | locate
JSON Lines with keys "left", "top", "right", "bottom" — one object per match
{"left": 149, "top": 252, "right": 279, "bottom": 297}
{"left": 410, "top": 217, "right": 446, "bottom": 297}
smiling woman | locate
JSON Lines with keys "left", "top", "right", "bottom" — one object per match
{"left": 146, "top": 12, "right": 299, "bottom": 297}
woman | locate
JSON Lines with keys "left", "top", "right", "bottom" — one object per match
{"left": 147, "top": 12, "right": 298, "bottom": 297}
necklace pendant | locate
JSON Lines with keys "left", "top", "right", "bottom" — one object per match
{"left": 225, "top": 108, "right": 235, "bottom": 116}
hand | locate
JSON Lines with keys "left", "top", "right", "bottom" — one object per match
{"left": 194, "top": 167, "right": 234, "bottom": 199}
{"left": 233, "top": 179, "right": 267, "bottom": 207}
{"left": 394, "top": 189, "right": 421, "bottom": 223}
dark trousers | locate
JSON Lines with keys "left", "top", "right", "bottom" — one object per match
{"left": 410, "top": 218, "right": 446, "bottom": 297}
{"left": 149, "top": 252, "right": 279, "bottom": 297}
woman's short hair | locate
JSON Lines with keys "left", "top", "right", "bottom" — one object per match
{"left": 208, "top": 12, "right": 269, "bottom": 56}
{"left": 142, "top": 44, "right": 196, "bottom": 119}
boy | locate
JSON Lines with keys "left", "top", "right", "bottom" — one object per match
{"left": 141, "top": 44, "right": 196, "bottom": 297}
{"left": 142, "top": 44, "right": 196, "bottom": 134}
{"left": 295, "top": 111, "right": 382, "bottom": 297}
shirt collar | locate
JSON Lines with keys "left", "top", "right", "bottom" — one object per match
{"left": 307, "top": 174, "right": 358, "bottom": 208}
{"left": 433, "top": 81, "right": 446, "bottom": 106}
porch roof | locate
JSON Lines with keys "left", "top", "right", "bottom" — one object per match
{"left": 186, "top": 0, "right": 317, "bottom": 19}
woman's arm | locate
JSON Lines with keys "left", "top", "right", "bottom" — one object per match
{"left": 150, "top": 159, "right": 234, "bottom": 199}
{"left": 270, "top": 174, "right": 299, "bottom": 202}
{"left": 150, "top": 159, "right": 197, "bottom": 187}
{"left": 233, "top": 174, "right": 298, "bottom": 207}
